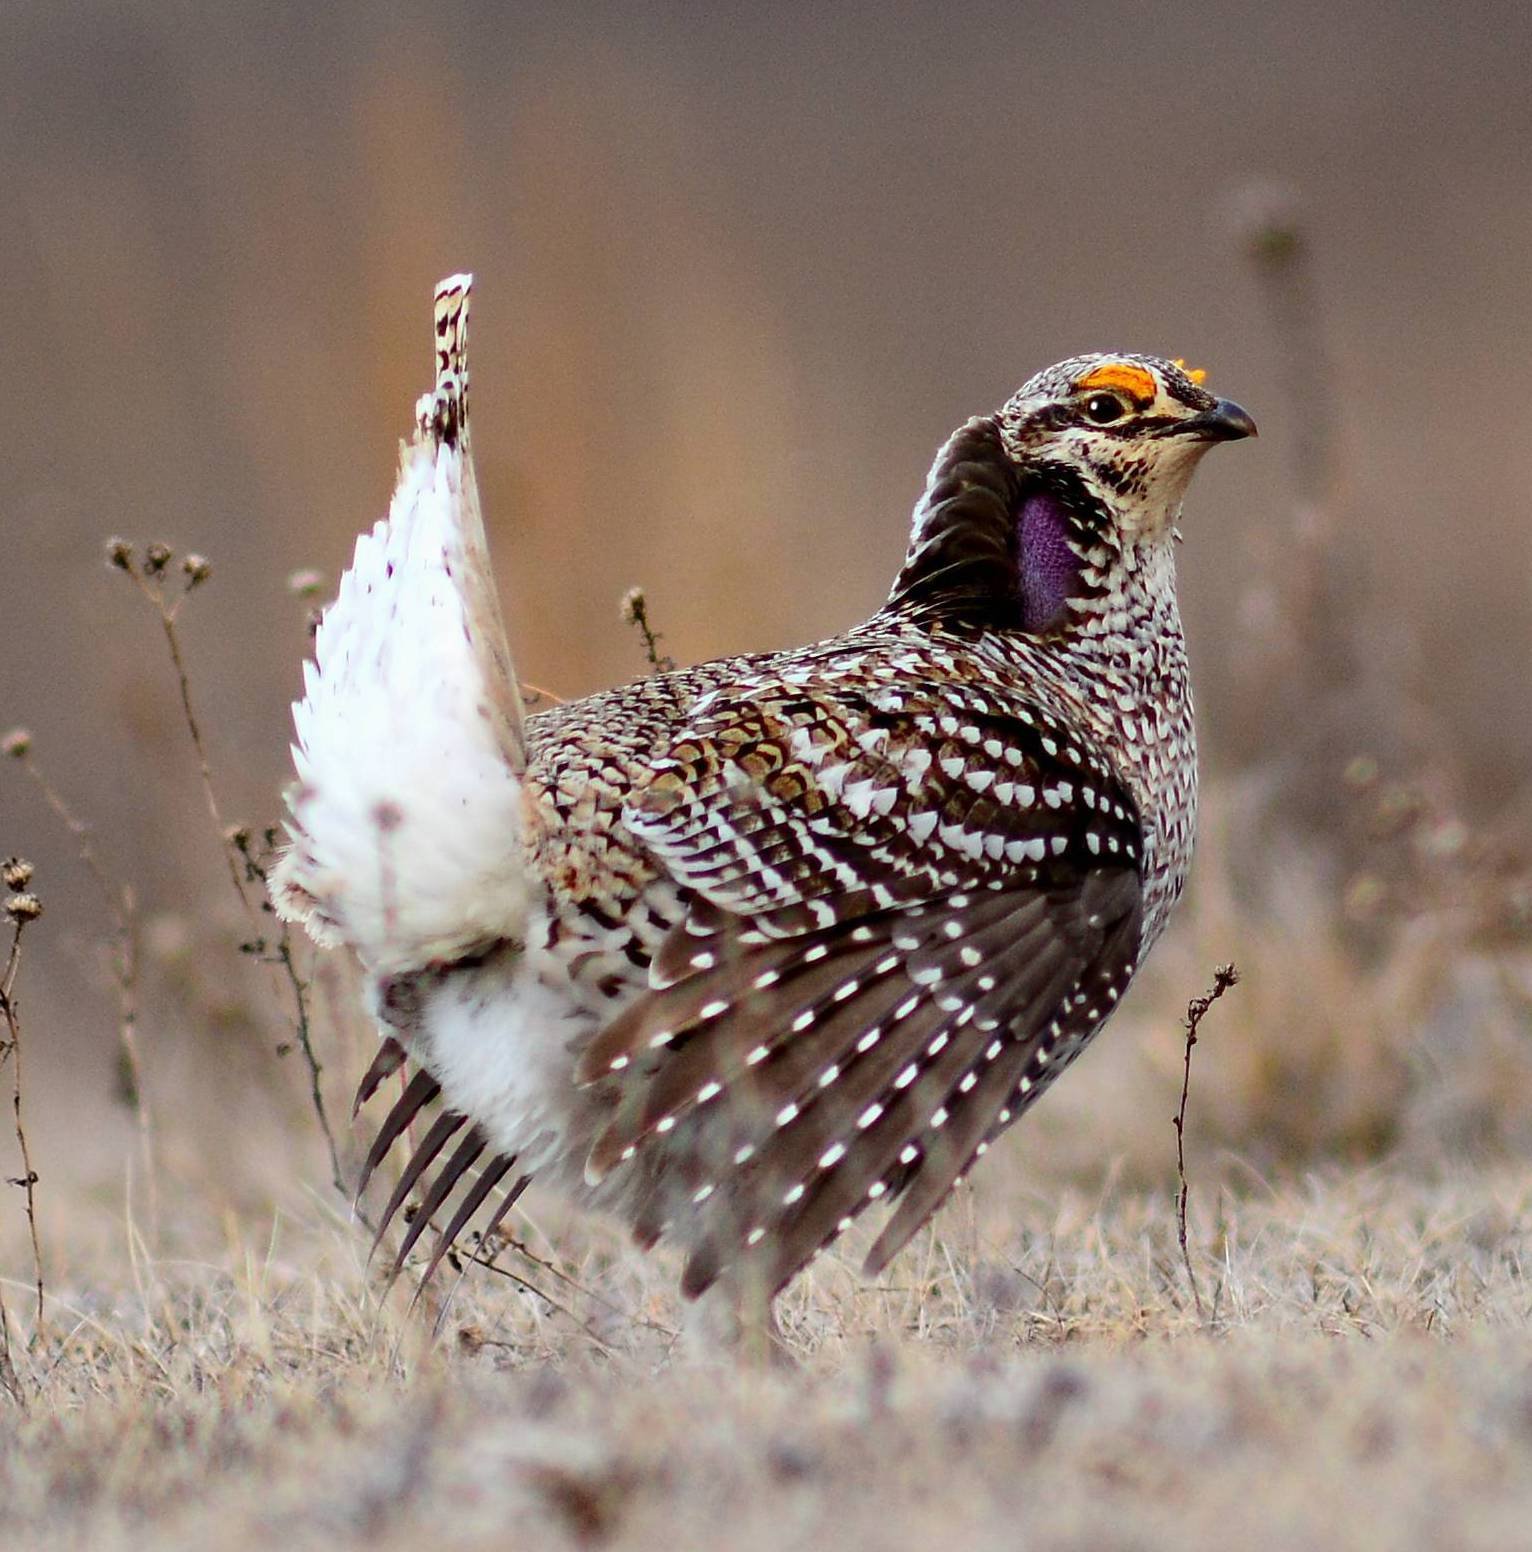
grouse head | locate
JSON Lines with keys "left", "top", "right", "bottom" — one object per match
{"left": 888, "top": 354, "right": 1256, "bottom": 634}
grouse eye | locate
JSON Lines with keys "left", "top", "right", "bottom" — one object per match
{"left": 1084, "top": 393, "right": 1126, "bottom": 425}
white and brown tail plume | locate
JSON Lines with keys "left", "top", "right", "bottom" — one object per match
{"left": 272, "top": 275, "right": 529, "bottom": 976}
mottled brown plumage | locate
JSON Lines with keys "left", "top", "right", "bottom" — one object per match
{"left": 273, "top": 279, "right": 1255, "bottom": 1302}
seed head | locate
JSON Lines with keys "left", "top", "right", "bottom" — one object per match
{"left": 4, "top": 894, "right": 41, "bottom": 924}
{"left": 182, "top": 554, "right": 212, "bottom": 587}
{"left": 619, "top": 586, "right": 646, "bottom": 627}
{"left": 1, "top": 729, "right": 31, "bottom": 759}
{"left": 144, "top": 542, "right": 173, "bottom": 575}
{"left": 1, "top": 859, "right": 33, "bottom": 891}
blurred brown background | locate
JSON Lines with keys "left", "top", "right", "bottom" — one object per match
{"left": 3, "top": 0, "right": 1530, "bottom": 1192}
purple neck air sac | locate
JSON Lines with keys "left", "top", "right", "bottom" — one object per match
{"left": 1015, "top": 489, "right": 1081, "bottom": 633}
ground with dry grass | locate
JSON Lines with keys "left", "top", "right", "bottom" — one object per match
{"left": 4, "top": 1162, "right": 1532, "bottom": 1552}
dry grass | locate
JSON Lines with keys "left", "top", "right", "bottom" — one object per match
{"left": 3, "top": 1162, "right": 1532, "bottom": 1551}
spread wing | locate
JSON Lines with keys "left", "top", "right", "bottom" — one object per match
{"left": 576, "top": 661, "right": 1145, "bottom": 1295}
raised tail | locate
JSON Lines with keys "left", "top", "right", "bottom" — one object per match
{"left": 271, "top": 275, "right": 530, "bottom": 975}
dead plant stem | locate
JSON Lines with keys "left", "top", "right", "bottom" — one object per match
{"left": 278, "top": 935, "right": 345, "bottom": 1198}
{"left": 152, "top": 605, "right": 259, "bottom": 927}
{"left": 0, "top": 920, "right": 45, "bottom": 1332}
{"left": 1174, "top": 963, "right": 1239, "bottom": 1322}
{"left": 620, "top": 587, "right": 676, "bottom": 674}
{"left": 119, "top": 553, "right": 344, "bottom": 1204}
{"left": 13, "top": 751, "right": 156, "bottom": 1235}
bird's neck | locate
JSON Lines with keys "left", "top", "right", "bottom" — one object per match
{"left": 1056, "top": 535, "right": 1197, "bottom": 950}
{"left": 929, "top": 533, "right": 1194, "bottom": 952}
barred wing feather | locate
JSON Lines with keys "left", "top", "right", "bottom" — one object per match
{"left": 579, "top": 673, "right": 1146, "bottom": 1293}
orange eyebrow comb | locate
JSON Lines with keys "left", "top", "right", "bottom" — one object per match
{"left": 1075, "top": 362, "right": 1158, "bottom": 403}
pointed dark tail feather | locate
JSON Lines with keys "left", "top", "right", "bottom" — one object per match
{"left": 418, "top": 1151, "right": 517, "bottom": 1288}
{"left": 413, "top": 1161, "right": 532, "bottom": 1296}
{"left": 387, "top": 1126, "right": 488, "bottom": 1284}
{"left": 349, "top": 1049, "right": 535, "bottom": 1298}
{"left": 353, "top": 1038, "right": 407, "bottom": 1118}
{"left": 371, "top": 1108, "right": 467, "bottom": 1258}
{"left": 356, "top": 1067, "right": 442, "bottom": 1199}
{"left": 479, "top": 1169, "right": 534, "bottom": 1248}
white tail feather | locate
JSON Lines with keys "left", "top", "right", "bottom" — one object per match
{"left": 272, "top": 275, "right": 529, "bottom": 974}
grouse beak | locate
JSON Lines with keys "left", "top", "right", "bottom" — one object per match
{"left": 1168, "top": 398, "right": 1258, "bottom": 443}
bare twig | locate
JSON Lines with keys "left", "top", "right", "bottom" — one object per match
{"left": 389, "top": 1190, "right": 677, "bottom": 1349}
{"left": 1, "top": 883, "right": 46, "bottom": 1334}
{"left": 232, "top": 828, "right": 346, "bottom": 1201}
{"left": 3, "top": 736, "right": 156, "bottom": 1234}
{"left": 1174, "top": 963, "right": 1239, "bottom": 1321}
{"left": 108, "top": 541, "right": 345, "bottom": 1202}
{"left": 0, "top": 1262, "right": 15, "bottom": 1406}
{"left": 459, "top": 1248, "right": 625, "bottom": 1361}
{"left": 619, "top": 586, "right": 676, "bottom": 674}
{"left": 127, "top": 555, "right": 260, "bottom": 926}
{"left": 110, "top": 542, "right": 252, "bottom": 918}
{"left": 377, "top": 1206, "right": 625, "bottom": 1367}
{"left": 0, "top": 891, "right": 23, "bottom": 1404}
{"left": 491, "top": 1229, "right": 677, "bottom": 1340}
